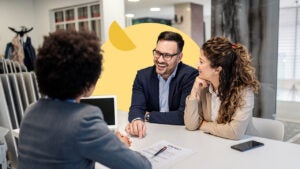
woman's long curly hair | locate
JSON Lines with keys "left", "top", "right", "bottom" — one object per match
{"left": 202, "top": 37, "right": 260, "bottom": 124}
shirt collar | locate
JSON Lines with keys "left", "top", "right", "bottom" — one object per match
{"left": 208, "top": 84, "right": 218, "bottom": 95}
{"left": 157, "top": 64, "right": 178, "bottom": 81}
{"left": 48, "top": 96, "right": 76, "bottom": 103}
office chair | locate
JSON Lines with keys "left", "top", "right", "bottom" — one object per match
{"left": 0, "top": 127, "right": 9, "bottom": 169}
{"left": 248, "top": 117, "right": 285, "bottom": 141}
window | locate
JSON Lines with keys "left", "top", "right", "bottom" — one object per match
{"left": 277, "top": 6, "right": 300, "bottom": 101}
{"left": 65, "top": 9, "right": 75, "bottom": 21}
{"left": 54, "top": 11, "right": 64, "bottom": 23}
{"left": 52, "top": 3, "right": 101, "bottom": 41}
{"left": 90, "top": 4, "right": 100, "bottom": 18}
{"left": 78, "top": 6, "right": 88, "bottom": 19}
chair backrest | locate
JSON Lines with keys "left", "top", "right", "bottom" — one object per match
{"left": 247, "top": 117, "right": 285, "bottom": 141}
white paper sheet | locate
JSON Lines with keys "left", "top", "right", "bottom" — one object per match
{"left": 139, "top": 140, "right": 194, "bottom": 169}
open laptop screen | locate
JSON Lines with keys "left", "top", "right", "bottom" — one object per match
{"left": 80, "top": 95, "right": 118, "bottom": 129}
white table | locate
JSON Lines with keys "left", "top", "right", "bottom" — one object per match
{"left": 13, "top": 111, "right": 300, "bottom": 169}
{"left": 116, "top": 111, "right": 300, "bottom": 169}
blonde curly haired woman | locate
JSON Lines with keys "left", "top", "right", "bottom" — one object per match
{"left": 184, "top": 36, "right": 260, "bottom": 140}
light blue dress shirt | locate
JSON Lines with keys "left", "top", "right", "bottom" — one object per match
{"left": 158, "top": 65, "right": 178, "bottom": 112}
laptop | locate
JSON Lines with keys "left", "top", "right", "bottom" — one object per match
{"left": 80, "top": 95, "right": 118, "bottom": 130}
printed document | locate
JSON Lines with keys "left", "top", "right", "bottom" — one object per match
{"left": 139, "top": 140, "right": 193, "bottom": 169}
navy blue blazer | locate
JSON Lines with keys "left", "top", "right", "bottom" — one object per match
{"left": 128, "top": 62, "right": 198, "bottom": 125}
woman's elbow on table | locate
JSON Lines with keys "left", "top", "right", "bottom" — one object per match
{"left": 184, "top": 120, "right": 201, "bottom": 131}
{"left": 226, "top": 130, "right": 245, "bottom": 140}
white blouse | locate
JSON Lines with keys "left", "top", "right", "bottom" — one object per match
{"left": 208, "top": 84, "right": 221, "bottom": 122}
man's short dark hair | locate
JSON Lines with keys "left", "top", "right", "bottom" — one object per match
{"left": 157, "top": 31, "right": 184, "bottom": 53}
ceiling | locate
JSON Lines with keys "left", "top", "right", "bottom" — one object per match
{"left": 124, "top": 0, "right": 211, "bottom": 20}
{"left": 124, "top": 0, "right": 299, "bottom": 20}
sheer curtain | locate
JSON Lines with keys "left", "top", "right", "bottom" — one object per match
{"left": 211, "top": 0, "right": 279, "bottom": 118}
{"left": 277, "top": 6, "right": 300, "bottom": 102}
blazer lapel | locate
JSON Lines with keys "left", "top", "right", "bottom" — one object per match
{"left": 150, "top": 68, "right": 160, "bottom": 110}
{"left": 168, "top": 62, "right": 181, "bottom": 108}
{"left": 168, "top": 79, "right": 175, "bottom": 108}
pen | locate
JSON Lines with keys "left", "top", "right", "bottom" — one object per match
{"left": 152, "top": 146, "right": 167, "bottom": 158}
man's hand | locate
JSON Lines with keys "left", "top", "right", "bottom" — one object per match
{"left": 125, "top": 119, "right": 146, "bottom": 138}
{"left": 115, "top": 131, "right": 132, "bottom": 147}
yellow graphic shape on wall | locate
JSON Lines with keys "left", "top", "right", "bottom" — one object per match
{"left": 109, "top": 21, "right": 136, "bottom": 50}
{"left": 93, "top": 22, "right": 200, "bottom": 112}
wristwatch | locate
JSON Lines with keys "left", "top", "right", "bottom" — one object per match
{"left": 145, "top": 113, "right": 150, "bottom": 122}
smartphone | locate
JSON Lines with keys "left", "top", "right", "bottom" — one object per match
{"left": 231, "top": 140, "right": 264, "bottom": 152}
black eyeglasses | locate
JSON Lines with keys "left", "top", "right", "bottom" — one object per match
{"left": 152, "top": 49, "right": 180, "bottom": 61}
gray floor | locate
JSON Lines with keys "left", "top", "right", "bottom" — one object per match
{"left": 281, "top": 120, "right": 300, "bottom": 144}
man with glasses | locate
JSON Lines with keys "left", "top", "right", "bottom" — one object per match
{"left": 126, "top": 31, "right": 198, "bottom": 138}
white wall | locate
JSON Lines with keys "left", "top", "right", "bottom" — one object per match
{"left": 125, "top": 0, "right": 211, "bottom": 40}
{"left": 33, "top": 0, "right": 125, "bottom": 45}
{"left": 277, "top": 101, "right": 300, "bottom": 123}
{"left": 33, "top": 0, "right": 101, "bottom": 47}
{"left": 0, "top": 0, "right": 125, "bottom": 56}
{"left": 102, "top": 0, "right": 125, "bottom": 42}
{"left": 0, "top": 0, "right": 36, "bottom": 55}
